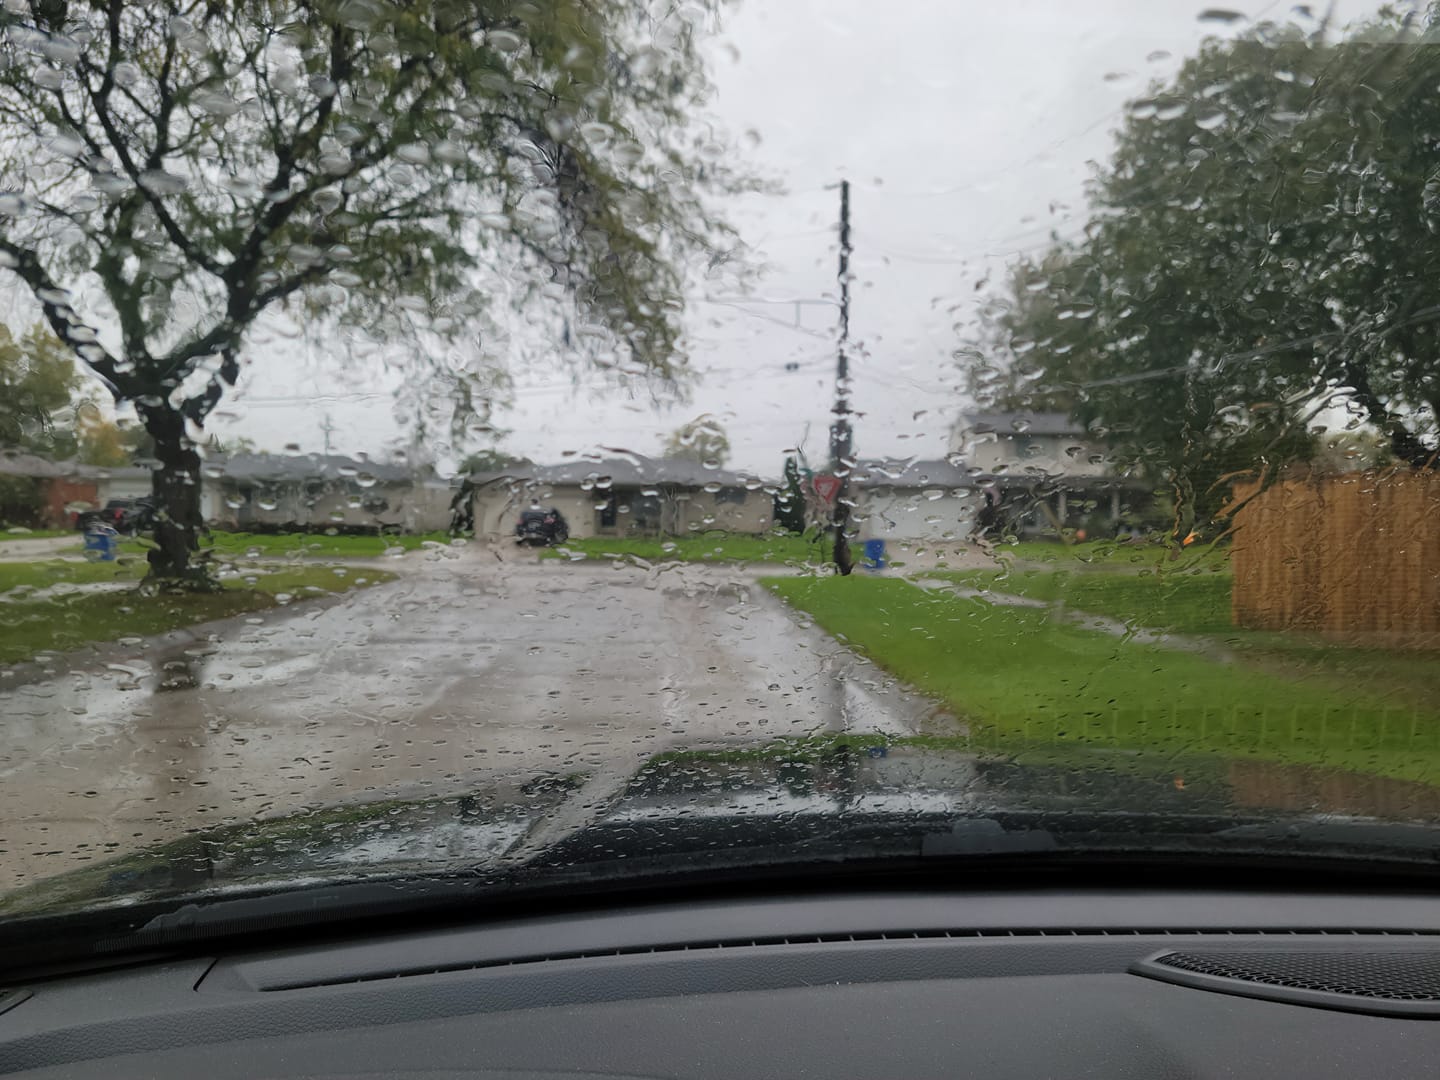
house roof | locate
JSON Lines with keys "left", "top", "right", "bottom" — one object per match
{"left": 0, "top": 451, "right": 153, "bottom": 480}
{"left": 0, "top": 450, "right": 66, "bottom": 478}
{"left": 849, "top": 458, "right": 979, "bottom": 489}
{"left": 960, "top": 411, "right": 1086, "bottom": 437}
{"left": 212, "top": 452, "right": 417, "bottom": 484}
{"left": 467, "top": 453, "right": 765, "bottom": 490}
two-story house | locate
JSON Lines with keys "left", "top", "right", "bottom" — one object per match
{"left": 952, "top": 411, "right": 1149, "bottom": 538}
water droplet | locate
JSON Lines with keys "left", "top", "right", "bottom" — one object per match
{"left": 194, "top": 90, "right": 240, "bottom": 117}
{"left": 139, "top": 169, "right": 187, "bottom": 195}
{"left": 1195, "top": 107, "right": 1226, "bottom": 131}
{"left": 487, "top": 29, "right": 524, "bottom": 52}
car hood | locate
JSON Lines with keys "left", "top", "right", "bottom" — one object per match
{"left": 7, "top": 739, "right": 1440, "bottom": 932}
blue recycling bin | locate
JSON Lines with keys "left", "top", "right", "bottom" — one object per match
{"left": 83, "top": 525, "right": 118, "bottom": 562}
{"left": 861, "top": 538, "right": 886, "bottom": 570}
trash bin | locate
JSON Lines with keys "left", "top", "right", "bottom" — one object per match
{"left": 83, "top": 525, "right": 119, "bottom": 562}
{"left": 862, "top": 538, "right": 886, "bottom": 570}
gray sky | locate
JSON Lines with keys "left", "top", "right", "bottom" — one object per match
{"left": 198, "top": 0, "right": 1383, "bottom": 476}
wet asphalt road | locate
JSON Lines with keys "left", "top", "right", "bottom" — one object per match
{"left": 0, "top": 549, "right": 938, "bottom": 892}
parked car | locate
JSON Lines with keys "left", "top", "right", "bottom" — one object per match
{"left": 75, "top": 496, "right": 155, "bottom": 536}
{"left": 515, "top": 507, "right": 569, "bottom": 546}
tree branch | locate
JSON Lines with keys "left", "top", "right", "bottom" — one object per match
{"left": 0, "top": 234, "right": 126, "bottom": 396}
{"left": 72, "top": 14, "right": 226, "bottom": 278}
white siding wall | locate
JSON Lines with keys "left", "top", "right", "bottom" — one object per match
{"left": 857, "top": 490, "right": 977, "bottom": 542}
{"left": 957, "top": 432, "right": 1109, "bottom": 478}
{"left": 473, "top": 484, "right": 774, "bottom": 540}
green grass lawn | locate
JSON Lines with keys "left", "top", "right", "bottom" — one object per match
{"left": 0, "top": 565, "right": 396, "bottom": 665}
{"left": 926, "top": 566, "right": 1236, "bottom": 635}
{"left": 203, "top": 530, "right": 453, "bottom": 559}
{"left": 539, "top": 532, "right": 829, "bottom": 565}
{"left": 764, "top": 575, "right": 1440, "bottom": 785}
{"left": 926, "top": 566, "right": 1440, "bottom": 716}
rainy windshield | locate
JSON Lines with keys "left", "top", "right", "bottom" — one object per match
{"left": 1, "top": 0, "right": 1439, "bottom": 922}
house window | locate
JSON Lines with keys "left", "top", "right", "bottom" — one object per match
{"left": 715, "top": 487, "right": 747, "bottom": 505}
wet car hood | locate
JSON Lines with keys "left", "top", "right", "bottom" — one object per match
{"left": 8, "top": 740, "right": 1440, "bottom": 934}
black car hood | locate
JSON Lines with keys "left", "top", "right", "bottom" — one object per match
{"left": 5, "top": 740, "right": 1440, "bottom": 962}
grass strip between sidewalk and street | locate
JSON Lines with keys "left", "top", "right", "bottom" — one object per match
{"left": 539, "top": 532, "right": 829, "bottom": 565}
{"left": 923, "top": 567, "right": 1237, "bottom": 635}
{"left": 762, "top": 574, "right": 1440, "bottom": 785}
{"left": 58, "top": 530, "right": 457, "bottom": 560}
{"left": 0, "top": 528, "right": 73, "bottom": 540}
{"left": 997, "top": 539, "right": 1232, "bottom": 573}
{"left": 0, "top": 565, "right": 396, "bottom": 666}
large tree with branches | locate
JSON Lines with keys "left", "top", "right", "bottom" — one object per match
{"left": 0, "top": 0, "right": 741, "bottom": 585}
{"left": 970, "top": 12, "right": 1440, "bottom": 534}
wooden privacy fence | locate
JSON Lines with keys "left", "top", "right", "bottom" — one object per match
{"left": 1230, "top": 470, "right": 1440, "bottom": 648}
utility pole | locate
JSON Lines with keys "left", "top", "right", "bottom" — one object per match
{"left": 829, "top": 179, "right": 855, "bottom": 574}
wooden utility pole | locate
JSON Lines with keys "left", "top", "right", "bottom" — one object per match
{"left": 829, "top": 179, "right": 855, "bottom": 574}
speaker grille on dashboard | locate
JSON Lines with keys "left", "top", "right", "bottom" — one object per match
{"left": 1155, "top": 950, "right": 1440, "bottom": 1001}
{"left": 1133, "top": 948, "right": 1440, "bottom": 1017}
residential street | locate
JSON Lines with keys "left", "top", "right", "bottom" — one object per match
{"left": 0, "top": 548, "right": 939, "bottom": 892}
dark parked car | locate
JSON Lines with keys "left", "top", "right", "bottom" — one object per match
{"left": 75, "top": 497, "right": 155, "bottom": 536}
{"left": 515, "top": 507, "right": 570, "bottom": 546}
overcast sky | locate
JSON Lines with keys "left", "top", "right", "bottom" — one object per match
{"left": 184, "top": 0, "right": 1386, "bottom": 475}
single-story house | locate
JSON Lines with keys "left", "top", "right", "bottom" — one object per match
{"left": 468, "top": 455, "right": 774, "bottom": 540}
{"left": 848, "top": 451, "right": 1152, "bottom": 546}
{"left": 206, "top": 453, "right": 453, "bottom": 533}
{"left": 0, "top": 451, "right": 87, "bottom": 528}
{"left": 0, "top": 451, "right": 153, "bottom": 528}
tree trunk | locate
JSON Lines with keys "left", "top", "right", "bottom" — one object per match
{"left": 140, "top": 405, "right": 216, "bottom": 590}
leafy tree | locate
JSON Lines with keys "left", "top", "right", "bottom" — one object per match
{"left": 0, "top": 1, "right": 743, "bottom": 586}
{"left": 974, "top": 12, "right": 1440, "bottom": 530}
{"left": 75, "top": 411, "right": 130, "bottom": 466}
{"left": 0, "top": 322, "right": 81, "bottom": 453}
{"left": 773, "top": 453, "right": 807, "bottom": 533}
{"left": 663, "top": 414, "right": 730, "bottom": 465}
{"left": 0, "top": 475, "right": 44, "bottom": 528}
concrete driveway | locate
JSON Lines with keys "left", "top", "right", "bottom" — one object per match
{"left": 0, "top": 548, "right": 940, "bottom": 892}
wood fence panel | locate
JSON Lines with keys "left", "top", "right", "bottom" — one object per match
{"left": 1231, "top": 471, "right": 1440, "bottom": 647}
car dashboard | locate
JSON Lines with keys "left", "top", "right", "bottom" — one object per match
{"left": 5, "top": 887, "right": 1440, "bottom": 1077}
